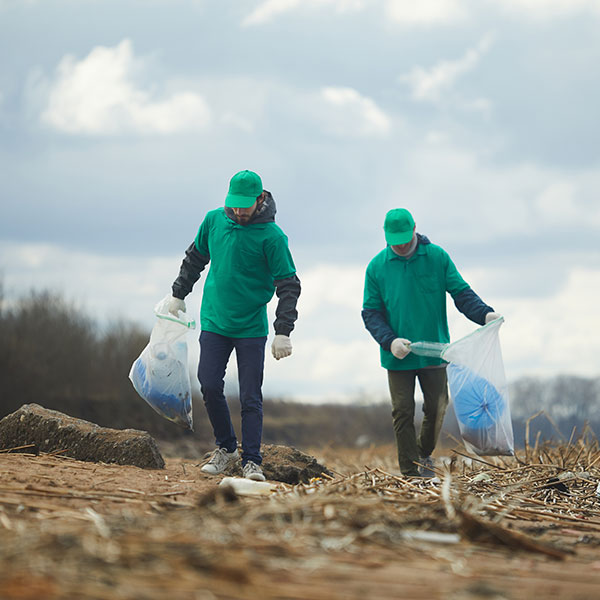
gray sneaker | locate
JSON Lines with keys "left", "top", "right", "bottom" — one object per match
{"left": 201, "top": 448, "right": 239, "bottom": 475}
{"left": 242, "top": 460, "right": 266, "bottom": 482}
{"left": 419, "top": 456, "right": 435, "bottom": 478}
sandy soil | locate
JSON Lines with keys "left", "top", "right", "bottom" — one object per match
{"left": 1, "top": 447, "right": 600, "bottom": 600}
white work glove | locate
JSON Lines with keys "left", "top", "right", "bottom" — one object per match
{"left": 271, "top": 335, "right": 292, "bottom": 360}
{"left": 485, "top": 312, "right": 502, "bottom": 324}
{"left": 167, "top": 296, "right": 186, "bottom": 317}
{"left": 390, "top": 338, "right": 411, "bottom": 360}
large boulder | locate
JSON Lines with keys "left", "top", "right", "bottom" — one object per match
{"left": 221, "top": 444, "right": 333, "bottom": 484}
{"left": 0, "top": 404, "right": 165, "bottom": 469}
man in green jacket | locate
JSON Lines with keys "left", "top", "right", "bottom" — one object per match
{"left": 167, "top": 170, "right": 300, "bottom": 482}
{"left": 362, "top": 208, "right": 500, "bottom": 477}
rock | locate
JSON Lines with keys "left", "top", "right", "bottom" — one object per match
{"left": 221, "top": 444, "right": 333, "bottom": 484}
{"left": 0, "top": 404, "right": 165, "bottom": 469}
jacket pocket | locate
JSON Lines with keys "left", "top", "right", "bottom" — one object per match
{"left": 416, "top": 273, "right": 438, "bottom": 293}
{"left": 237, "top": 246, "right": 266, "bottom": 272}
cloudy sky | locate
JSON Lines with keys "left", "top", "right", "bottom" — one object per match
{"left": 2, "top": 0, "right": 600, "bottom": 402}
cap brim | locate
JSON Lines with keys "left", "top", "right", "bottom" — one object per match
{"left": 385, "top": 230, "right": 414, "bottom": 245}
{"left": 225, "top": 193, "right": 257, "bottom": 208}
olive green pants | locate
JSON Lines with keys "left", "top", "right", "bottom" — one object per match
{"left": 387, "top": 367, "right": 449, "bottom": 476}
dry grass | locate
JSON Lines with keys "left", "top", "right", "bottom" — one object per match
{"left": 1, "top": 436, "right": 600, "bottom": 599}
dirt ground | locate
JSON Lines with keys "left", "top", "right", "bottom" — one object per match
{"left": 1, "top": 444, "right": 600, "bottom": 600}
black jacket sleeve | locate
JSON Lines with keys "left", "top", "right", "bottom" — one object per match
{"left": 452, "top": 288, "right": 494, "bottom": 326}
{"left": 361, "top": 308, "right": 396, "bottom": 352}
{"left": 172, "top": 242, "right": 210, "bottom": 300}
{"left": 273, "top": 274, "right": 301, "bottom": 336}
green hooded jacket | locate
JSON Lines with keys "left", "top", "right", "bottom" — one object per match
{"left": 194, "top": 198, "right": 296, "bottom": 338}
{"left": 362, "top": 239, "right": 471, "bottom": 370}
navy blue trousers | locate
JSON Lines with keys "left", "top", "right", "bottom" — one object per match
{"left": 198, "top": 330, "right": 266, "bottom": 466}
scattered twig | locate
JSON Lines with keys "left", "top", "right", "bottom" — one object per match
{"left": 450, "top": 449, "right": 505, "bottom": 470}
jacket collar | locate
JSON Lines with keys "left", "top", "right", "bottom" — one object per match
{"left": 224, "top": 190, "right": 276, "bottom": 225}
{"left": 386, "top": 233, "right": 430, "bottom": 261}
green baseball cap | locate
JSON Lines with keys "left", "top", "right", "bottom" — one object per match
{"left": 384, "top": 208, "right": 415, "bottom": 245}
{"left": 225, "top": 170, "right": 263, "bottom": 208}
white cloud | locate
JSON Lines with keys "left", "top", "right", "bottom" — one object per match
{"left": 494, "top": 0, "right": 600, "bottom": 19}
{"left": 220, "top": 112, "right": 255, "bottom": 133}
{"left": 198, "top": 76, "right": 273, "bottom": 133}
{"left": 387, "top": 0, "right": 600, "bottom": 23}
{"left": 318, "top": 86, "right": 391, "bottom": 137}
{"left": 264, "top": 335, "right": 385, "bottom": 401}
{"left": 263, "top": 262, "right": 385, "bottom": 400}
{"left": 303, "top": 115, "right": 600, "bottom": 253}
{"left": 385, "top": 0, "right": 467, "bottom": 25}
{"left": 243, "top": 0, "right": 365, "bottom": 26}
{"left": 298, "top": 263, "right": 364, "bottom": 316}
{"left": 0, "top": 89, "right": 6, "bottom": 125}
{"left": 3, "top": 241, "right": 600, "bottom": 401}
{"left": 243, "top": 0, "right": 301, "bottom": 25}
{"left": 41, "top": 40, "right": 211, "bottom": 135}
{"left": 244, "top": 0, "right": 467, "bottom": 26}
{"left": 214, "top": 81, "right": 391, "bottom": 138}
{"left": 0, "top": 241, "right": 185, "bottom": 327}
{"left": 449, "top": 266, "right": 600, "bottom": 379}
{"left": 242, "top": 0, "right": 600, "bottom": 27}
{"left": 461, "top": 97, "right": 493, "bottom": 118}
{"left": 534, "top": 181, "right": 580, "bottom": 225}
{"left": 400, "top": 35, "right": 494, "bottom": 103}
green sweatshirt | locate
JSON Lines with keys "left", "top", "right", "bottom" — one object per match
{"left": 363, "top": 242, "right": 470, "bottom": 370}
{"left": 195, "top": 207, "right": 296, "bottom": 338}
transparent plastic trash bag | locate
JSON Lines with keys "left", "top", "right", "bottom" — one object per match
{"left": 410, "top": 317, "right": 514, "bottom": 456}
{"left": 129, "top": 295, "right": 196, "bottom": 430}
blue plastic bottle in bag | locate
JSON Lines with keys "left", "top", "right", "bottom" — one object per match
{"left": 129, "top": 297, "right": 196, "bottom": 430}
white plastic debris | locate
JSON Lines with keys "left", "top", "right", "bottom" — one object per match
{"left": 83, "top": 507, "right": 110, "bottom": 538}
{"left": 219, "top": 477, "right": 275, "bottom": 496}
{"left": 401, "top": 530, "right": 461, "bottom": 544}
{"left": 595, "top": 482, "right": 600, "bottom": 498}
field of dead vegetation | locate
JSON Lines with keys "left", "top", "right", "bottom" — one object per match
{"left": 2, "top": 440, "right": 600, "bottom": 600}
